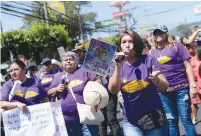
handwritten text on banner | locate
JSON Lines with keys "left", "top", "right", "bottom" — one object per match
{"left": 3, "top": 102, "right": 56, "bottom": 136}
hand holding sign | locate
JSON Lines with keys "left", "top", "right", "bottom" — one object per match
{"left": 14, "top": 102, "right": 27, "bottom": 113}
{"left": 3, "top": 102, "right": 56, "bottom": 136}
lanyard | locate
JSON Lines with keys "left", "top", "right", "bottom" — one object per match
{"left": 64, "top": 74, "right": 78, "bottom": 103}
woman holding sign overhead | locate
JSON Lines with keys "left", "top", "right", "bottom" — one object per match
{"left": 0, "top": 60, "right": 49, "bottom": 112}
{"left": 108, "top": 30, "right": 169, "bottom": 136}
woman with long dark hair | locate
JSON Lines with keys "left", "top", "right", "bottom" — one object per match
{"left": 108, "top": 30, "right": 169, "bottom": 136}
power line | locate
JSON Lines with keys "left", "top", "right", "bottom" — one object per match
{"left": 1, "top": 2, "right": 119, "bottom": 33}
{"left": 34, "top": 1, "right": 119, "bottom": 32}
{"left": 136, "top": 2, "right": 201, "bottom": 18}
{"left": 1, "top": 8, "right": 119, "bottom": 33}
{"left": 1, "top": 6, "right": 68, "bottom": 25}
{"left": 1, "top": 3, "right": 40, "bottom": 15}
{"left": 34, "top": 2, "right": 78, "bottom": 22}
{"left": 1, "top": 11, "right": 29, "bottom": 20}
{"left": 6, "top": 1, "right": 38, "bottom": 9}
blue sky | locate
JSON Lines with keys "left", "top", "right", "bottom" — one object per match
{"left": 1, "top": 1, "right": 201, "bottom": 37}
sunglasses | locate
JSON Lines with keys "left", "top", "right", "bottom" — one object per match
{"left": 43, "top": 62, "right": 51, "bottom": 66}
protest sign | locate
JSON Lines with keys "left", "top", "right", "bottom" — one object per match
{"left": 83, "top": 38, "right": 117, "bottom": 77}
{"left": 51, "top": 102, "right": 68, "bottom": 136}
{"left": 57, "top": 46, "right": 65, "bottom": 61}
{"left": 2, "top": 102, "right": 55, "bottom": 136}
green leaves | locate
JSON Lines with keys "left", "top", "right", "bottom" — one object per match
{"left": 176, "top": 24, "right": 192, "bottom": 37}
{"left": 83, "top": 12, "right": 97, "bottom": 22}
{"left": 1, "top": 22, "right": 72, "bottom": 64}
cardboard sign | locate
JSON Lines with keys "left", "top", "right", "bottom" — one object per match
{"left": 57, "top": 46, "right": 65, "bottom": 61}
{"left": 83, "top": 38, "right": 117, "bottom": 78}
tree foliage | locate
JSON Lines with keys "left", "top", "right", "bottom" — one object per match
{"left": 176, "top": 24, "right": 192, "bottom": 37}
{"left": 83, "top": 35, "right": 120, "bottom": 51}
{"left": 22, "top": 1, "right": 97, "bottom": 41}
{"left": 1, "top": 22, "right": 72, "bottom": 64}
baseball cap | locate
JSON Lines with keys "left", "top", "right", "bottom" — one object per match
{"left": 153, "top": 24, "right": 168, "bottom": 34}
{"left": 41, "top": 58, "right": 51, "bottom": 65}
{"left": 72, "top": 43, "right": 86, "bottom": 52}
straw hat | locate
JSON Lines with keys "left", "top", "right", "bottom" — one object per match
{"left": 72, "top": 43, "right": 86, "bottom": 52}
{"left": 83, "top": 81, "right": 109, "bottom": 109}
{"left": 51, "top": 59, "right": 62, "bottom": 67}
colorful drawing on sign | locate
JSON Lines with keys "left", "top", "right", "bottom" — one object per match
{"left": 83, "top": 38, "right": 117, "bottom": 77}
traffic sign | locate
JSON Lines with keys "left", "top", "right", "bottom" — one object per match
{"left": 95, "top": 19, "right": 121, "bottom": 28}
{"left": 109, "top": 1, "right": 130, "bottom": 7}
{"left": 113, "top": 10, "right": 129, "bottom": 18}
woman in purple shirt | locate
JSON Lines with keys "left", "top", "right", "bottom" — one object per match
{"left": 150, "top": 24, "right": 198, "bottom": 136}
{"left": 0, "top": 60, "right": 49, "bottom": 111}
{"left": 48, "top": 52, "right": 99, "bottom": 136}
{"left": 108, "top": 30, "right": 169, "bottom": 136}
{"left": 40, "top": 58, "right": 62, "bottom": 101}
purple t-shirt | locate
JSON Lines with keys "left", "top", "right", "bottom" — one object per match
{"left": 49, "top": 67, "right": 93, "bottom": 122}
{"left": 1, "top": 77, "right": 48, "bottom": 106}
{"left": 150, "top": 42, "right": 190, "bottom": 92}
{"left": 40, "top": 73, "right": 55, "bottom": 91}
{"left": 110, "top": 54, "right": 163, "bottom": 120}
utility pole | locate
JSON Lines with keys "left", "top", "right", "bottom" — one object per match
{"left": 0, "top": 20, "right": 4, "bottom": 46}
{"left": 127, "top": 6, "right": 138, "bottom": 30}
{"left": 75, "top": 4, "right": 83, "bottom": 42}
{"left": 121, "top": 2, "right": 127, "bottom": 30}
{"left": 0, "top": 21, "right": 3, "bottom": 34}
{"left": 43, "top": 1, "right": 49, "bottom": 27}
{"left": 78, "top": 7, "right": 83, "bottom": 42}
{"left": 118, "top": 3, "right": 127, "bottom": 31}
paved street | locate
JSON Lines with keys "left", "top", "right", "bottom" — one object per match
{"left": 180, "top": 104, "right": 201, "bottom": 136}
{"left": 116, "top": 103, "right": 201, "bottom": 136}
